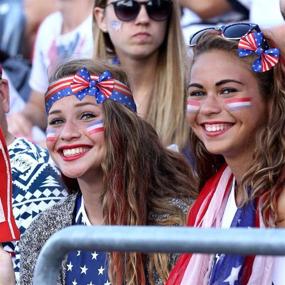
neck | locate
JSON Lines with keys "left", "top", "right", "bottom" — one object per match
{"left": 118, "top": 52, "right": 159, "bottom": 118}
{"left": 5, "top": 131, "right": 15, "bottom": 146}
{"left": 60, "top": 0, "right": 92, "bottom": 33}
{"left": 77, "top": 170, "right": 104, "bottom": 225}
{"left": 225, "top": 153, "right": 253, "bottom": 205}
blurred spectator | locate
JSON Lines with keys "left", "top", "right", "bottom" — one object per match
{"left": 0, "top": 0, "right": 57, "bottom": 60}
{"left": 180, "top": 0, "right": 284, "bottom": 44}
{"left": 0, "top": 0, "right": 57, "bottom": 106}
{"left": 0, "top": 66, "right": 67, "bottom": 282}
{"left": 7, "top": 0, "right": 94, "bottom": 142}
{"left": 180, "top": 0, "right": 249, "bottom": 43}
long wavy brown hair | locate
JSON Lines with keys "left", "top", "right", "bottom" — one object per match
{"left": 93, "top": 0, "right": 189, "bottom": 147}
{"left": 189, "top": 31, "right": 285, "bottom": 226}
{"left": 49, "top": 59, "right": 198, "bottom": 284}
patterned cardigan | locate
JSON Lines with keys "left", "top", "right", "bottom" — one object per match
{"left": 19, "top": 194, "right": 191, "bottom": 285}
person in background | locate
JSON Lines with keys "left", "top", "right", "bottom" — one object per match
{"left": 0, "top": 65, "right": 67, "bottom": 282}
{"left": 7, "top": 0, "right": 94, "bottom": 142}
{"left": 167, "top": 25, "right": 285, "bottom": 284}
{"left": 179, "top": 0, "right": 284, "bottom": 44}
{"left": 20, "top": 58, "right": 197, "bottom": 285}
{"left": 93, "top": 0, "right": 189, "bottom": 149}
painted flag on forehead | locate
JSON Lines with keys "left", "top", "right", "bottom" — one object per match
{"left": 0, "top": 127, "right": 20, "bottom": 242}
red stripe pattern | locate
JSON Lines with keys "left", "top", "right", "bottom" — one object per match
{"left": 45, "top": 68, "right": 136, "bottom": 113}
{"left": 238, "top": 32, "right": 280, "bottom": 72}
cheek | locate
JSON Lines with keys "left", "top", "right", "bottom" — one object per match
{"left": 86, "top": 120, "right": 104, "bottom": 136}
{"left": 46, "top": 127, "right": 60, "bottom": 149}
{"left": 223, "top": 97, "right": 252, "bottom": 112}
{"left": 186, "top": 99, "right": 200, "bottom": 125}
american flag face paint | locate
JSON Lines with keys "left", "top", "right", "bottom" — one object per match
{"left": 46, "top": 128, "right": 58, "bottom": 142}
{"left": 224, "top": 97, "right": 252, "bottom": 111}
{"left": 187, "top": 99, "right": 201, "bottom": 113}
{"left": 86, "top": 120, "right": 105, "bottom": 135}
{"left": 111, "top": 20, "right": 122, "bottom": 31}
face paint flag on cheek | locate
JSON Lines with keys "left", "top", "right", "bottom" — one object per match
{"left": 111, "top": 20, "right": 122, "bottom": 31}
{"left": 86, "top": 120, "right": 105, "bottom": 135}
{"left": 187, "top": 99, "right": 201, "bottom": 113}
{"left": 46, "top": 128, "right": 58, "bottom": 142}
{"left": 224, "top": 97, "right": 252, "bottom": 111}
{"left": 0, "top": 128, "right": 20, "bottom": 242}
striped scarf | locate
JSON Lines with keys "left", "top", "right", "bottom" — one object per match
{"left": 166, "top": 165, "right": 273, "bottom": 285}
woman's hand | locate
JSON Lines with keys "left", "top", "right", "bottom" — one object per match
{"left": 0, "top": 245, "right": 15, "bottom": 285}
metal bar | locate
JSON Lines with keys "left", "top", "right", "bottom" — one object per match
{"left": 33, "top": 226, "right": 285, "bottom": 284}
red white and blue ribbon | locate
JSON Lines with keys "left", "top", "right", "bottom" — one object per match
{"left": 238, "top": 32, "right": 280, "bottom": 72}
{"left": 45, "top": 67, "right": 136, "bottom": 113}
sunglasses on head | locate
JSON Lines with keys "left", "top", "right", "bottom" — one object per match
{"left": 189, "top": 23, "right": 268, "bottom": 48}
{"left": 108, "top": 0, "right": 172, "bottom": 22}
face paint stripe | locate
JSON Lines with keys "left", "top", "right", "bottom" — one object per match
{"left": 223, "top": 97, "right": 252, "bottom": 104}
{"left": 46, "top": 129, "right": 57, "bottom": 142}
{"left": 224, "top": 97, "right": 252, "bottom": 110}
{"left": 187, "top": 99, "right": 201, "bottom": 112}
{"left": 86, "top": 120, "right": 104, "bottom": 135}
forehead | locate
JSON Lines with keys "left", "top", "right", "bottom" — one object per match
{"left": 190, "top": 50, "right": 253, "bottom": 83}
{"left": 48, "top": 95, "right": 102, "bottom": 114}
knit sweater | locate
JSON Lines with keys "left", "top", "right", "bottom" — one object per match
{"left": 20, "top": 194, "right": 191, "bottom": 284}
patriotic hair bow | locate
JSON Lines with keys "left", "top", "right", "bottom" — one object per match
{"left": 238, "top": 32, "right": 280, "bottom": 72}
{"left": 45, "top": 67, "right": 136, "bottom": 113}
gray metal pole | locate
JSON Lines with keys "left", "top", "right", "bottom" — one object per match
{"left": 33, "top": 226, "right": 285, "bottom": 284}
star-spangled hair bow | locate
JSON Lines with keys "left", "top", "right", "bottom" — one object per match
{"left": 238, "top": 32, "right": 280, "bottom": 72}
{"left": 70, "top": 68, "right": 114, "bottom": 102}
{"left": 45, "top": 67, "right": 137, "bottom": 113}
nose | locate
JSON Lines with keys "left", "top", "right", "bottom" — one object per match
{"left": 135, "top": 4, "right": 150, "bottom": 24}
{"left": 59, "top": 121, "right": 81, "bottom": 142}
{"left": 199, "top": 94, "right": 223, "bottom": 116}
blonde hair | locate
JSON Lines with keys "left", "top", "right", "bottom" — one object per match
{"left": 93, "top": 0, "right": 189, "bottom": 147}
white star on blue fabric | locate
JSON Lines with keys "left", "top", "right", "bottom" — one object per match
{"left": 223, "top": 265, "right": 242, "bottom": 285}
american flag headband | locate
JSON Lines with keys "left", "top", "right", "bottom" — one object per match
{"left": 45, "top": 67, "right": 137, "bottom": 113}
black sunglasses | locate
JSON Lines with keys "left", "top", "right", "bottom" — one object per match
{"left": 108, "top": 0, "right": 172, "bottom": 22}
{"left": 189, "top": 23, "right": 268, "bottom": 48}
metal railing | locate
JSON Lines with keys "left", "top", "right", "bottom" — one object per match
{"left": 33, "top": 226, "right": 285, "bottom": 284}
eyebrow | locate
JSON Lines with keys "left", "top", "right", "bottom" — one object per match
{"left": 48, "top": 102, "right": 98, "bottom": 116}
{"left": 188, "top": 79, "right": 244, "bottom": 88}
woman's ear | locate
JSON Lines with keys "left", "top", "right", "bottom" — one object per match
{"left": 94, "top": 7, "right": 108, "bottom": 33}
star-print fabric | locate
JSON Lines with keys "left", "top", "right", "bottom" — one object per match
{"left": 65, "top": 193, "right": 111, "bottom": 285}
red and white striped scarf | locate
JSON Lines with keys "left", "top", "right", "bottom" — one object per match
{"left": 0, "top": 128, "right": 20, "bottom": 242}
{"left": 166, "top": 165, "right": 273, "bottom": 285}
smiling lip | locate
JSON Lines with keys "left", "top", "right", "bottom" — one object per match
{"left": 57, "top": 144, "right": 91, "bottom": 161}
{"left": 201, "top": 122, "right": 234, "bottom": 137}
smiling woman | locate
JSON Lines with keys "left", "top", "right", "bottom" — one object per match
{"left": 167, "top": 26, "right": 285, "bottom": 285}
{"left": 19, "top": 58, "right": 198, "bottom": 285}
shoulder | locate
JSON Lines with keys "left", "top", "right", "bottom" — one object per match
{"left": 38, "top": 11, "right": 62, "bottom": 32}
{"left": 20, "top": 194, "right": 76, "bottom": 248}
{"left": 19, "top": 194, "right": 76, "bottom": 285}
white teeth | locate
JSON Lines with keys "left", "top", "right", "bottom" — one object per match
{"left": 204, "top": 124, "right": 230, "bottom": 132}
{"left": 63, "top": 147, "right": 87, "bottom": 157}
